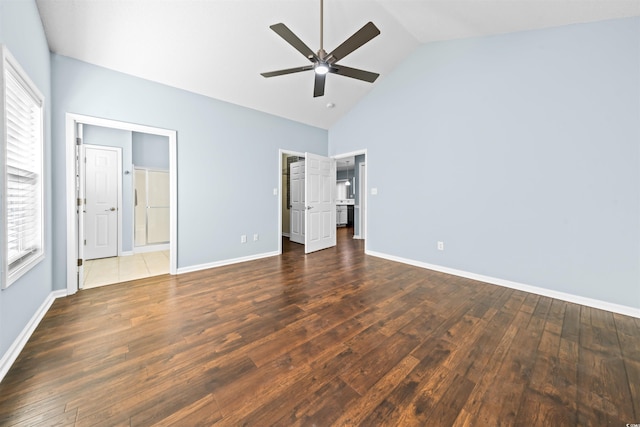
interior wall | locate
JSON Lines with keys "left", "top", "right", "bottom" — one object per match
{"left": 0, "top": 0, "right": 53, "bottom": 357}
{"left": 132, "top": 132, "right": 169, "bottom": 170}
{"left": 51, "top": 54, "right": 327, "bottom": 288}
{"left": 329, "top": 17, "right": 640, "bottom": 310}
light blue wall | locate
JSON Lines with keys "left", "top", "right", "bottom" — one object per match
{"left": 132, "top": 132, "right": 169, "bottom": 170}
{"left": 51, "top": 54, "right": 327, "bottom": 288}
{"left": 330, "top": 18, "right": 640, "bottom": 309}
{"left": 83, "top": 125, "right": 134, "bottom": 253}
{"left": 0, "top": 0, "right": 53, "bottom": 356}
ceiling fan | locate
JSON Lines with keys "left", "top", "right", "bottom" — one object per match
{"left": 261, "top": 0, "right": 381, "bottom": 97}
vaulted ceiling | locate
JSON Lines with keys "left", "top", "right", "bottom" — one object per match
{"left": 36, "top": 0, "right": 640, "bottom": 129}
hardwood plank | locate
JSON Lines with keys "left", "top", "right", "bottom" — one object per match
{"left": 332, "top": 354, "right": 420, "bottom": 426}
{"left": 339, "top": 328, "right": 420, "bottom": 395}
{"left": 0, "top": 228, "right": 638, "bottom": 426}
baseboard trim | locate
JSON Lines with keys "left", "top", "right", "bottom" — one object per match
{"left": 177, "top": 251, "right": 280, "bottom": 275}
{"left": 282, "top": 233, "right": 290, "bottom": 238}
{"left": 366, "top": 250, "right": 640, "bottom": 319}
{"left": 133, "top": 243, "right": 170, "bottom": 254}
{"left": 0, "top": 289, "right": 66, "bottom": 383}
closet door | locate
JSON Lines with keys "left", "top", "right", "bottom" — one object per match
{"left": 146, "top": 170, "right": 170, "bottom": 244}
{"left": 134, "top": 169, "right": 147, "bottom": 246}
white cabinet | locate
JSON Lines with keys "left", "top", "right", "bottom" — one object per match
{"left": 336, "top": 181, "right": 348, "bottom": 200}
{"left": 336, "top": 205, "right": 348, "bottom": 226}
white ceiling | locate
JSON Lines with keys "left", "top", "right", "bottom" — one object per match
{"left": 36, "top": 0, "right": 640, "bottom": 130}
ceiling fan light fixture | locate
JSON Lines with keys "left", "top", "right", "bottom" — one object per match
{"left": 314, "top": 63, "right": 330, "bottom": 75}
{"left": 261, "top": 0, "right": 381, "bottom": 97}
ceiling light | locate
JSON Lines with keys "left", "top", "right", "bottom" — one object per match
{"left": 314, "top": 63, "right": 329, "bottom": 75}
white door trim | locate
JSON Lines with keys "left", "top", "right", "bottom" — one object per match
{"left": 277, "top": 149, "right": 305, "bottom": 255}
{"left": 66, "top": 113, "right": 178, "bottom": 295}
{"left": 359, "top": 161, "right": 366, "bottom": 240}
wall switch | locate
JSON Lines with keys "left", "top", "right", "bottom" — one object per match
{"left": 437, "top": 241, "right": 444, "bottom": 251}
{"left": 253, "top": 234, "right": 259, "bottom": 241}
{"left": 371, "top": 188, "right": 378, "bottom": 195}
{"left": 241, "top": 235, "right": 247, "bottom": 243}
{"left": 273, "top": 188, "right": 278, "bottom": 195}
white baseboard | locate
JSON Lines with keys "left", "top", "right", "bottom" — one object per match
{"left": 133, "top": 243, "right": 170, "bottom": 254}
{"left": 177, "top": 251, "right": 280, "bottom": 275}
{"left": 119, "top": 251, "right": 134, "bottom": 257}
{"left": 282, "top": 233, "right": 290, "bottom": 238}
{"left": 0, "top": 289, "right": 67, "bottom": 383}
{"left": 366, "top": 250, "right": 640, "bottom": 319}
{"left": 353, "top": 235, "right": 363, "bottom": 240}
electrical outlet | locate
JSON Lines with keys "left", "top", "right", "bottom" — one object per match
{"left": 437, "top": 241, "right": 444, "bottom": 251}
{"left": 241, "top": 235, "right": 247, "bottom": 243}
{"left": 253, "top": 234, "right": 259, "bottom": 241}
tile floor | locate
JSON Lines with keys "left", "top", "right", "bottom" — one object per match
{"left": 83, "top": 251, "right": 169, "bottom": 289}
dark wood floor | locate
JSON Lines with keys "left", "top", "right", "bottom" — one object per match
{"left": 1, "top": 227, "right": 638, "bottom": 426}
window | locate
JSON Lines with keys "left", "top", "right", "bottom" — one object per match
{"left": 1, "top": 45, "right": 44, "bottom": 288}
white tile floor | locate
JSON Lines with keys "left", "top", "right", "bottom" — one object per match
{"left": 83, "top": 251, "right": 169, "bottom": 289}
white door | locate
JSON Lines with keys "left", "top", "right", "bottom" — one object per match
{"left": 289, "top": 160, "right": 305, "bottom": 244}
{"left": 305, "top": 153, "right": 336, "bottom": 253}
{"left": 84, "top": 145, "right": 119, "bottom": 260}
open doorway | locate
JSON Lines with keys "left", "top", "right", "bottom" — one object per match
{"left": 65, "top": 114, "right": 177, "bottom": 295}
{"left": 334, "top": 150, "right": 367, "bottom": 242}
{"left": 279, "top": 149, "right": 366, "bottom": 254}
{"left": 336, "top": 157, "right": 355, "bottom": 238}
{"left": 78, "top": 125, "right": 171, "bottom": 289}
{"left": 280, "top": 151, "right": 306, "bottom": 248}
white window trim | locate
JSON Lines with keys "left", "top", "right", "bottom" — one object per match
{"left": 1, "top": 45, "right": 45, "bottom": 288}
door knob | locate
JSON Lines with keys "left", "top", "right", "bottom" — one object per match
{"left": 306, "top": 206, "right": 314, "bottom": 210}
{"left": 105, "top": 207, "right": 116, "bottom": 212}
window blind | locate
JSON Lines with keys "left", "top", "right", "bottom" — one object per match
{"left": 2, "top": 48, "right": 44, "bottom": 286}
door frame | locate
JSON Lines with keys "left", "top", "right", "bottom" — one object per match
{"left": 82, "top": 144, "right": 123, "bottom": 261}
{"left": 278, "top": 149, "right": 305, "bottom": 254}
{"left": 66, "top": 113, "right": 178, "bottom": 295}
{"left": 333, "top": 149, "right": 368, "bottom": 245}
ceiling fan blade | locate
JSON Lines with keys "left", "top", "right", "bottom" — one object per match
{"left": 261, "top": 65, "right": 314, "bottom": 78}
{"left": 327, "top": 22, "right": 380, "bottom": 63}
{"left": 313, "top": 72, "right": 326, "bottom": 97}
{"left": 330, "top": 65, "right": 379, "bottom": 83}
{"left": 270, "top": 23, "right": 317, "bottom": 61}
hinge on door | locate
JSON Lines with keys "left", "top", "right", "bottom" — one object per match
{"left": 77, "top": 259, "right": 83, "bottom": 267}
{"left": 77, "top": 198, "right": 83, "bottom": 207}
{"left": 76, "top": 137, "right": 82, "bottom": 146}
{"left": 84, "top": 239, "right": 86, "bottom": 246}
